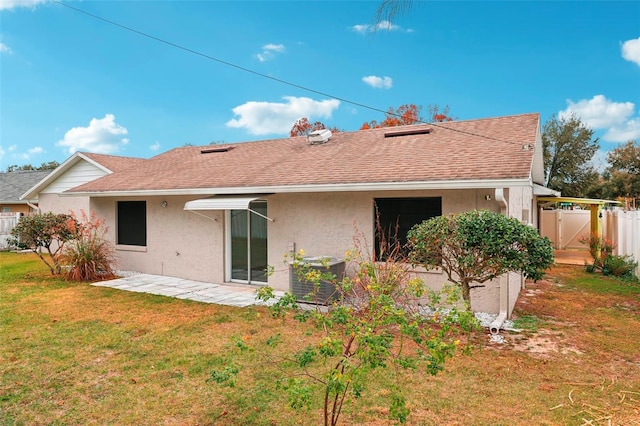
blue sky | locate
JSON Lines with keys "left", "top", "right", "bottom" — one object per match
{"left": 1, "top": 0, "right": 639, "bottom": 170}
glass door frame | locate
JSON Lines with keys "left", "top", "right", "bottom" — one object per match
{"left": 225, "top": 201, "right": 269, "bottom": 285}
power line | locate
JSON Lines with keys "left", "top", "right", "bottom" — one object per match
{"left": 52, "top": 0, "right": 523, "bottom": 146}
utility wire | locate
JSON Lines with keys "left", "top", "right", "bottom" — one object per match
{"left": 52, "top": 0, "right": 524, "bottom": 146}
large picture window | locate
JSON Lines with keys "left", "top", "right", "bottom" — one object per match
{"left": 374, "top": 197, "right": 442, "bottom": 258}
{"left": 117, "top": 201, "right": 147, "bottom": 246}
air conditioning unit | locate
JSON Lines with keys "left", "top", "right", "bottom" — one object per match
{"left": 289, "top": 256, "right": 345, "bottom": 304}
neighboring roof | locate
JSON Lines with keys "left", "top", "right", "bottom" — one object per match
{"left": 68, "top": 113, "right": 542, "bottom": 196}
{"left": 21, "top": 152, "right": 148, "bottom": 200}
{"left": 0, "top": 170, "right": 53, "bottom": 204}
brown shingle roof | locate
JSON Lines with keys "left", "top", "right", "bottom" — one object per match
{"left": 81, "top": 152, "right": 148, "bottom": 172}
{"left": 68, "top": 113, "right": 540, "bottom": 193}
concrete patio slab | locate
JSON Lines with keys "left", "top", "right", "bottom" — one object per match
{"left": 92, "top": 273, "right": 283, "bottom": 307}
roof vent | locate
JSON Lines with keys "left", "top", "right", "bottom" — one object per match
{"left": 522, "top": 144, "right": 532, "bottom": 151}
{"left": 384, "top": 128, "right": 432, "bottom": 138}
{"left": 307, "top": 129, "right": 332, "bottom": 145}
{"left": 201, "top": 146, "right": 235, "bottom": 154}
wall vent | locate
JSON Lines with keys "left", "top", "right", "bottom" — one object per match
{"left": 307, "top": 129, "right": 332, "bottom": 145}
{"left": 201, "top": 146, "right": 235, "bottom": 154}
{"left": 384, "top": 128, "right": 432, "bottom": 138}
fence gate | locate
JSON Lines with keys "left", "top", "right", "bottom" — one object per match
{"left": 540, "top": 209, "right": 591, "bottom": 250}
{"left": 0, "top": 213, "right": 21, "bottom": 250}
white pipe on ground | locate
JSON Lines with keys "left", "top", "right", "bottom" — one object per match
{"left": 490, "top": 188, "right": 509, "bottom": 335}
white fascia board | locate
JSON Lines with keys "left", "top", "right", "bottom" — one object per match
{"left": 63, "top": 178, "right": 533, "bottom": 198}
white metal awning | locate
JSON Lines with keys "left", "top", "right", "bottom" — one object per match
{"left": 184, "top": 196, "right": 273, "bottom": 221}
{"left": 533, "top": 184, "right": 560, "bottom": 197}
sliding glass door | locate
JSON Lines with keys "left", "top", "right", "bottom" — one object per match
{"left": 230, "top": 201, "right": 268, "bottom": 284}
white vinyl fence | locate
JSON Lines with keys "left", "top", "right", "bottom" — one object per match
{"left": 541, "top": 209, "right": 640, "bottom": 276}
{"left": 0, "top": 213, "right": 21, "bottom": 250}
{"left": 602, "top": 209, "right": 640, "bottom": 276}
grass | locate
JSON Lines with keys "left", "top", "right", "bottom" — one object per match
{"left": 1, "top": 252, "right": 639, "bottom": 425}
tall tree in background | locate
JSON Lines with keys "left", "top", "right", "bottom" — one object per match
{"left": 289, "top": 117, "right": 327, "bottom": 137}
{"left": 598, "top": 140, "right": 640, "bottom": 206}
{"left": 289, "top": 118, "right": 341, "bottom": 137}
{"left": 542, "top": 114, "right": 600, "bottom": 197}
{"left": 6, "top": 161, "right": 60, "bottom": 172}
{"left": 360, "top": 104, "right": 454, "bottom": 130}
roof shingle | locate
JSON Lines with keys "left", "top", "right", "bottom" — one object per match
{"left": 68, "top": 113, "right": 540, "bottom": 193}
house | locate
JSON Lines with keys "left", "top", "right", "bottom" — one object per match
{"left": 21, "top": 152, "right": 147, "bottom": 214}
{"left": 0, "top": 170, "right": 53, "bottom": 214}
{"left": 21, "top": 113, "right": 556, "bottom": 318}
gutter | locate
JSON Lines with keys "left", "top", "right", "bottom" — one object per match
{"left": 490, "top": 188, "right": 509, "bottom": 335}
{"left": 26, "top": 201, "right": 40, "bottom": 214}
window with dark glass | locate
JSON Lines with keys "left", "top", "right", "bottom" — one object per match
{"left": 117, "top": 201, "right": 147, "bottom": 246}
{"left": 374, "top": 197, "right": 442, "bottom": 258}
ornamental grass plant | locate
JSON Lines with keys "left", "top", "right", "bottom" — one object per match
{"left": 59, "top": 210, "right": 116, "bottom": 281}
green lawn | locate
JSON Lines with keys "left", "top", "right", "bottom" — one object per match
{"left": 1, "top": 252, "right": 639, "bottom": 425}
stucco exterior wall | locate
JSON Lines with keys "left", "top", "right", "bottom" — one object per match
{"left": 58, "top": 185, "right": 535, "bottom": 315}
{"left": 91, "top": 196, "right": 225, "bottom": 283}
{"left": 267, "top": 189, "right": 504, "bottom": 313}
{"left": 0, "top": 204, "right": 33, "bottom": 214}
{"left": 38, "top": 193, "right": 91, "bottom": 216}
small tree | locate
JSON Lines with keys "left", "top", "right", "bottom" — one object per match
{"left": 8, "top": 212, "right": 79, "bottom": 274}
{"left": 406, "top": 210, "right": 554, "bottom": 305}
{"left": 212, "top": 238, "right": 478, "bottom": 425}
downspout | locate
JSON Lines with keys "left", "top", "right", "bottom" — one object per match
{"left": 26, "top": 201, "right": 40, "bottom": 214}
{"left": 490, "top": 188, "right": 509, "bottom": 335}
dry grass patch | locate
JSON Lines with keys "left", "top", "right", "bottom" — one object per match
{"left": 2, "top": 253, "right": 639, "bottom": 425}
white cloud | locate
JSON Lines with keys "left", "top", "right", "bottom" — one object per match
{"left": 27, "top": 146, "right": 43, "bottom": 155}
{"left": 256, "top": 43, "right": 285, "bottom": 62}
{"left": 0, "top": 0, "right": 49, "bottom": 10}
{"left": 362, "top": 75, "right": 393, "bottom": 89}
{"left": 602, "top": 118, "right": 640, "bottom": 142}
{"left": 559, "top": 95, "right": 640, "bottom": 142}
{"left": 621, "top": 37, "right": 640, "bottom": 66}
{"left": 0, "top": 144, "right": 44, "bottom": 163}
{"left": 57, "top": 114, "right": 129, "bottom": 155}
{"left": 350, "top": 20, "right": 412, "bottom": 34}
{"left": 0, "top": 42, "right": 12, "bottom": 54}
{"left": 149, "top": 141, "right": 160, "bottom": 152}
{"left": 226, "top": 96, "right": 340, "bottom": 135}
{"left": 560, "top": 95, "right": 634, "bottom": 129}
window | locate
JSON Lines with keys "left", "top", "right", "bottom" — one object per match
{"left": 117, "top": 201, "right": 146, "bottom": 246}
{"left": 1, "top": 207, "right": 11, "bottom": 212}
{"left": 374, "top": 197, "right": 442, "bottom": 258}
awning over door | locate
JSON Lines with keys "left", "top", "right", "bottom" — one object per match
{"left": 184, "top": 195, "right": 273, "bottom": 221}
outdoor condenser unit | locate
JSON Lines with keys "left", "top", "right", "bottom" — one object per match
{"left": 289, "top": 256, "right": 345, "bottom": 304}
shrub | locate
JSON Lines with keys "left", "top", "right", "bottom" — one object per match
{"left": 406, "top": 210, "right": 555, "bottom": 305}
{"left": 59, "top": 210, "right": 116, "bottom": 281}
{"left": 238, "top": 236, "right": 479, "bottom": 426}
{"left": 7, "top": 212, "right": 79, "bottom": 274}
{"left": 578, "top": 233, "right": 615, "bottom": 273}
{"left": 602, "top": 255, "right": 638, "bottom": 281}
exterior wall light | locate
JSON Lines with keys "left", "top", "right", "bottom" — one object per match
{"left": 160, "top": 200, "right": 168, "bottom": 208}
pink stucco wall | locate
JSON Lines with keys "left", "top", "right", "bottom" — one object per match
{"left": 75, "top": 186, "right": 531, "bottom": 315}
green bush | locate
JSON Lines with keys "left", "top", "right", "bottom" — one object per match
{"left": 602, "top": 255, "right": 638, "bottom": 281}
